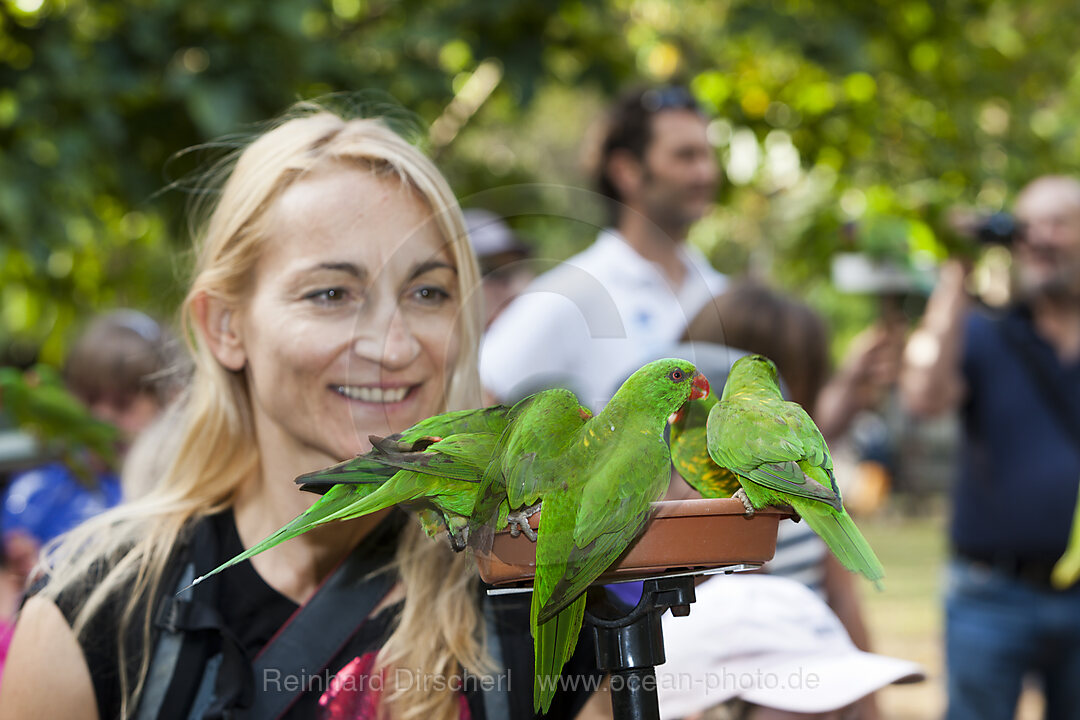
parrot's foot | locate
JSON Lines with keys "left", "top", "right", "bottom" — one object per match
{"left": 733, "top": 489, "right": 755, "bottom": 517}
{"left": 447, "top": 526, "right": 469, "bottom": 552}
{"left": 507, "top": 503, "right": 541, "bottom": 542}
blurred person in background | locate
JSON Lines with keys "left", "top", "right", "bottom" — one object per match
{"left": 901, "top": 175, "right": 1080, "bottom": 720}
{"left": 1, "top": 310, "right": 179, "bottom": 583}
{"left": 462, "top": 208, "right": 535, "bottom": 329}
{"left": 657, "top": 575, "right": 924, "bottom": 720}
{"left": 480, "top": 84, "right": 726, "bottom": 410}
{"left": 675, "top": 281, "right": 903, "bottom": 720}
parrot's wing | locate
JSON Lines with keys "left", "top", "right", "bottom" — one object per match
{"left": 500, "top": 390, "right": 588, "bottom": 507}
{"left": 536, "top": 510, "right": 652, "bottom": 626}
{"left": 426, "top": 433, "right": 499, "bottom": 465}
{"left": 296, "top": 433, "right": 494, "bottom": 494}
{"left": 572, "top": 441, "right": 666, "bottom": 547}
{"left": 741, "top": 462, "right": 842, "bottom": 511}
{"left": 535, "top": 441, "right": 669, "bottom": 623}
{"left": 465, "top": 396, "right": 537, "bottom": 533}
{"left": 295, "top": 455, "right": 400, "bottom": 493}
{"left": 395, "top": 404, "right": 511, "bottom": 443}
{"left": 466, "top": 390, "right": 588, "bottom": 552}
{"left": 709, "top": 399, "right": 841, "bottom": 508}
{"left": 354, "top": 443, "right": 489, "bottom": 483}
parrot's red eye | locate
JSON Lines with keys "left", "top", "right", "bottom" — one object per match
{"left": 669, "top": 369, "right": 684, "bottom": 382}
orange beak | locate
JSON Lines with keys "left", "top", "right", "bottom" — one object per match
{"left": 690, "top": 372, "right": 710, "bottom": 401}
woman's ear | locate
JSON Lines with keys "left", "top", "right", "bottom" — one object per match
{"left": 190, "top": 292, "right": 246, "bottom": 371}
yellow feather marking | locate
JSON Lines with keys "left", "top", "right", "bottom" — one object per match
{"left": 583, "top": 438, "right": 590, "bottom": 447}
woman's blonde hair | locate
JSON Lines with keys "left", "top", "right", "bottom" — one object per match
{"left": 36, "top": 101, "right": 488, "bottom": 720}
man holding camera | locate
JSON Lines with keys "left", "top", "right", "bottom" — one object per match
{"left": 901, "top": 175, "right": 1080, "bottom": 720}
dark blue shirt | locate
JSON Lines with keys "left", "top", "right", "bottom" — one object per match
{"left": 953, "top": 306, "right": 1080, "bottom": 558}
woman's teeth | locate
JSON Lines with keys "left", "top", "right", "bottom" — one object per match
{"left": 336, "top": 385, "right": 409, "bottom": 403}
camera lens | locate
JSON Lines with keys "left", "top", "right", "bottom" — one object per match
{"left": 977, "top": 212, "right": 1018, "bottom": 245}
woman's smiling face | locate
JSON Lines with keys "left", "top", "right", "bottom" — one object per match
{"left": 236, "top": 164, "right": 461, "bottom": 463}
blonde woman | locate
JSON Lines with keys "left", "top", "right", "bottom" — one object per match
{"left": 0, "top": 104, "right": 601, "bottom": 720}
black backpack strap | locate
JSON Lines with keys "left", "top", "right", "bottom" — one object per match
{"left": 248, "top": 551, "right": 398, "bottom": 719}
{"left": 135, "top": 561, "right": 197, "bottom": 720}
{"left": 136, "top": 518, "right": 236, "bottom": 720}
{"left": 137, "top": 511, "right": 404, "bottom": 720}
{"left": 997, "top": 314, "right": 1080, "bottom": 451}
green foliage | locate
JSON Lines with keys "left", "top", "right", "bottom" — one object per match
{"left": 0, "top": 362, "right": 119, "bottom": 474}
{"left": 3, "top": 0, "right": 1080, "bottom": 361}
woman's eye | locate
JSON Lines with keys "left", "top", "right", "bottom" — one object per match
{"left": 411, "top": 285, "right": 451, "bottom": 305}
{"left": 305, "top": 287, "right": 349, "bottom": 304}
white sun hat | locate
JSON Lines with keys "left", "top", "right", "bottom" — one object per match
{"left": 656, "top": 574, "right": 924, "bottom": 718}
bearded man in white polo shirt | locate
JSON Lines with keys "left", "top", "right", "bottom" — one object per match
{"left": 480, "top": 85, "right": 727, "bottom": 410}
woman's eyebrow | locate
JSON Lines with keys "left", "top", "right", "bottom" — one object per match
{"left": 305, "top": 261, "right": 368, "bottom": 280}
{"left": 409, "top": 260, "right": 457, "bottom": 280}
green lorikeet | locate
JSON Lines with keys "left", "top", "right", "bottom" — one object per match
{"left": 706, "top": 355, "right": 884, "bottom": 588}
{"left": 468, "top": 358, "right": 709, "bottom": 713}
{"left": 188, "top": 405, "right": 518, "bottom": 586}
{"left": 669, "top": 392, "right": 742, "bottom": 498}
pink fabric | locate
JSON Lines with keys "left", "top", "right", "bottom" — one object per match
{"left": 0, "top": 619, "right": 16, "bottom": 677}
{"left": 318, "top": 652, "right": 471, "bottom": 720}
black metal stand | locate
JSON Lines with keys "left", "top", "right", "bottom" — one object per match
{"left": 584, "top": 576, "right": 697, "bottom": 720}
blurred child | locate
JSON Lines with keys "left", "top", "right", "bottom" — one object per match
{"left": 657, "top": 575, "right": 923, "bottom": 720}
{"left": 1, "top": 310, "right": 179, "bottom": 580}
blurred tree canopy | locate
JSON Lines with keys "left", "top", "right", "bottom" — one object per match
{"left": 4, "top": 0, "right": 1080, "bottom": 363}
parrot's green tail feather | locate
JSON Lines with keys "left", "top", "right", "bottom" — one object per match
{"left": 531, "top": 591, "right": 586, "bottom": 714}
{"left": 799, "top": 503, "right": 885, "bottom": 590}
{"left": 1052, "top": 494, "right": 1080, "bottom": 589}
{"left": 185, "top": 483, "right": 380, "bottom": 590}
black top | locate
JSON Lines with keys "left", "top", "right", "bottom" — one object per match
{"left": 44, "top": 509, "right": 601, "bottom": 719}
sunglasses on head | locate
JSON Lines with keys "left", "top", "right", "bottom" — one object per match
{"left": 640, "top": 86, "right": 699, "bottom": 113}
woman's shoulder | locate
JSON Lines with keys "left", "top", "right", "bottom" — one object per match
{"left": 20, "top": 512, "right": 224, "bottom": 719}
{"left": 0, "top": 596, "right": 99, "bottom": 720}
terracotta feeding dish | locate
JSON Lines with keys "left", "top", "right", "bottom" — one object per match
{"left": 475, "top": 497, "right": 794, "bottom": 588}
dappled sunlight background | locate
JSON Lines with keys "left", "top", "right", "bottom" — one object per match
{"left": 4, "top": 0, "right": 1080, "bottom": 363}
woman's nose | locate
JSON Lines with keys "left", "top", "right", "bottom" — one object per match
{"left": 353, "top": 308, "right": 421, "bottom": 370}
